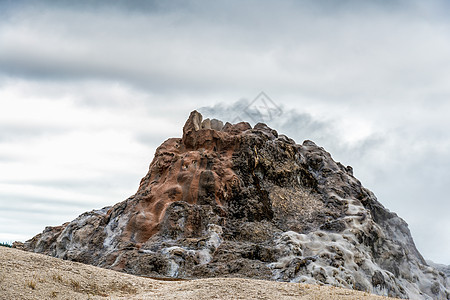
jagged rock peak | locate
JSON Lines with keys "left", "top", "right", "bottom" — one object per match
{"left": 182, "top": 110, "right": 251, "bottom": 149}
{"left": 17, "top": 111, "right": 449, "bottom": 300}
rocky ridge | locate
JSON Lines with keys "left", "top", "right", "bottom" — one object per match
{"left": 17, "top": 111, "right": 449, "bottom": 299}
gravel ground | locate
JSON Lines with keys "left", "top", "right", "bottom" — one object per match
{"left": 0, "top": 247, "right": 398, "bottom": 300}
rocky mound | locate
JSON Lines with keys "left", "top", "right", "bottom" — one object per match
{"left": 16, "top": 111, "right": 449, "bottom": 299}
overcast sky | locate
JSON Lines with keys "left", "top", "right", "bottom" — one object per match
{"left": 0, "top": 0, "right": 449, "bottom": 264}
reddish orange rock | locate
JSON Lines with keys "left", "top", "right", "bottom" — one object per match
{"left": 122, "top": 110, "right": 248, "bottom": 244}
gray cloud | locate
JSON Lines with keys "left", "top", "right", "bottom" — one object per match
{"left": 1, "top": 0, "right": 449, "bottom": 98}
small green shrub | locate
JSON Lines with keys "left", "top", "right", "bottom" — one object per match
{"left": 0, "top": 242, "right": 12, "bottom": 248}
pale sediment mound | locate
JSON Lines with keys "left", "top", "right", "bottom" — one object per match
{"left": 0, "top": 247, "right": 398, "bottom": 300}
{"left": 16, "top": 111, "right": 449, "bottom": 299}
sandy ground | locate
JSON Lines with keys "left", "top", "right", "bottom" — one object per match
{"left": 0, "top": 247, "right": 398, "bottom": 300}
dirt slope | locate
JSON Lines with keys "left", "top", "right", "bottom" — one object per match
{"left": 0, "top": 247, "right": 398, "bottom": 300}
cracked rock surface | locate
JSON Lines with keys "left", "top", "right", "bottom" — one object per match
{"left": 17, "top": 111, "right": 449, "bottom": 299}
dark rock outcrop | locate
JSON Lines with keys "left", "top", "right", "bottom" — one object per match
{"left": 18, "top": 111, "right": 449, "bottom": 299}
